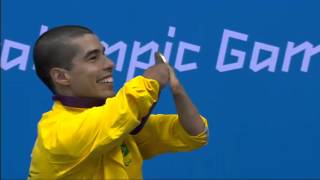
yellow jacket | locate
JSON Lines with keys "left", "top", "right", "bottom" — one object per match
{"left": 29, "top": 76, "right": 208, "bottom": 179}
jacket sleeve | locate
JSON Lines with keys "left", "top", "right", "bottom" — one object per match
{"left": 133, "top": 114, "right": 209, "bottom": 159}
{"left": 39, "top": 76, "right": 159, "bottom": 157}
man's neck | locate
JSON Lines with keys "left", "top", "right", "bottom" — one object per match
{"left": 52, "top": 95, "right": 106, "bottom": 108}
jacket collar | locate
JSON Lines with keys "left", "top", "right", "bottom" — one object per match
{"left": 52, "top": 95, "right": 105, "bottom": 108}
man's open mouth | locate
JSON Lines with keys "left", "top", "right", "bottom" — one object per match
{"left": 97, "top": 76, "right": 113, "bottom": 84}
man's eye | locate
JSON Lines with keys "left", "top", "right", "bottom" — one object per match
{"left": 89, "top": 56, "right": 97, "bottom": 60}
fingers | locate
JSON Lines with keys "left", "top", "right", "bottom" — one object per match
{"left": 154, "top": 52, "right": 176, "bottom": 80}
{"left": 143, "top": 63, "right": 170, "bottom": 89}
{"left": 154, "top": 52, "right": 167, "bottom": 64}
{"left": 153, "top": 52, "right": 180, "bottom": 89}
{"left": 168, "top": 65, "right": 176, "bottom": 80}
{"left": 167, "top": 64, "right": 180, "bottom": 87}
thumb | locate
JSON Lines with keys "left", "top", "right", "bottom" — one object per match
{"left": 154, "top": 52, "right": 167, "bottom": 64}
{"left": 167, "top": 64, "right": 179, "bottom": 86}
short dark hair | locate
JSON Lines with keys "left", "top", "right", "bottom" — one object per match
{"left": 33, "top": 25, "right": 94, "bottom": 93}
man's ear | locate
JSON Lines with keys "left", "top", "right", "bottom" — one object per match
{"left": 50, "top": 67, "right": 71, "bottom": 86}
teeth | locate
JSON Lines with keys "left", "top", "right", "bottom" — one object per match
{"left": 106, "top": 77, "right": 113, "bottom": 83}
{"left": 98, "top": 77, "right": 113, "bottom": 83}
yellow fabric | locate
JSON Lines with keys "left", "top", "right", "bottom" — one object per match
{"left": 133, "top": 114, "right": 208, "bottom": 160}
{"left": 29, "top": 76, "right": 208, "bottom": 180}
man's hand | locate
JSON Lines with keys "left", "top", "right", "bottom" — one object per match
{"left": 167, "top": 65, "right": 182, "bottom": 94}
{"left": 154, "top": 51, "right": 181, "bottom": 93}
{"left": 143, "top": 64, "right": 170, "bottom": 89}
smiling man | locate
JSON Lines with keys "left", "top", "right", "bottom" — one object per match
{"left": 28, "top": 25, "right": 208, "bottom": 179}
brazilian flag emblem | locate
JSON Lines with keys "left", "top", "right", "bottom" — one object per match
{"left": 121, "top": 143, "right": 132, "bottom": 166}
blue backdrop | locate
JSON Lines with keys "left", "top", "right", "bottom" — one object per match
{"left": 2, "top": 0, "right": 320, "bottom": 179}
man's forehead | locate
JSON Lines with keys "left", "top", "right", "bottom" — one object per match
{"left": 69, "top": 34, "right": 103, "bottom": 53}
{"left": 71, "top": 33, "right": 100, "bottom": 44}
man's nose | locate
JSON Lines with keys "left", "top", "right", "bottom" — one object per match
{"left": 103, "top": 56, "right": 114, "bottom": 70}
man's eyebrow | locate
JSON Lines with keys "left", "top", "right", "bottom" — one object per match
{"left": 83, "top": 47, "right": 105, "bottom": 59}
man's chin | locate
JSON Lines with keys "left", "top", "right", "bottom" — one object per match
{"left": 100, "top": 91, "right": 116, "bottom": 98}
{"left": 106, "top": 93, "right": 116, "bottom": 98}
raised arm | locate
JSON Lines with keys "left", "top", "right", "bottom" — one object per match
{"left": 168, "top": 65, "right": 206, "bottom": 136}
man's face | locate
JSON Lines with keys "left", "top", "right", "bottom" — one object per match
{"left": 67, "top": 34, "right": 115, "bottom": 98}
